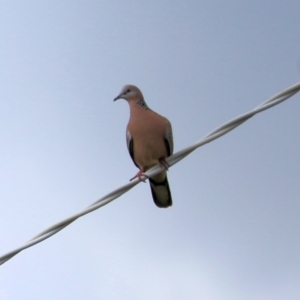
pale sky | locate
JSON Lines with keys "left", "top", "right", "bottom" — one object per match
{"left": 0, "top": 1, "right": 300, "bottom": 299}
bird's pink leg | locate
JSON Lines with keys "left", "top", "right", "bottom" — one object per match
{"left": 159, "top": 157, "right": 170, "bottom": 170}
{"left": 130, "top": 169, "right": 148, "bottom": 182}
{"left": 130, "top": 158, "right": 169, "bottom": 182}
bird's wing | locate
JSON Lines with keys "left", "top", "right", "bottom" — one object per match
{"left": 164, "top": 123, "right": 173, "bottom": 156}
{"left": 126, "top": 129, "right": 139, "bottom": 168}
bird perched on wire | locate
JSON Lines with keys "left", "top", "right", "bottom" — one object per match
{"left": 114, "top": 85, "right": 173, "bottom": 208}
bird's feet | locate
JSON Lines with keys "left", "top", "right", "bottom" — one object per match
{"left": 130, "top": 170, "right": 148, "bottom": 182}
{"left": 159, "top": 157, "right": 170, "bottom": 170}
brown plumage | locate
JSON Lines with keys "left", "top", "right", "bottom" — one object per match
{"left": 114, "top": 85, "right": 173, "bottom": 208}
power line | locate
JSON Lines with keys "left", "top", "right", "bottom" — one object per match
{"left": 1, "top": 82, "right": 299, "bottom": 266}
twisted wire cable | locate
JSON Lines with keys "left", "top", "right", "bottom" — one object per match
{"left": 1, "top": 82, "right": 299, "bottom": 266}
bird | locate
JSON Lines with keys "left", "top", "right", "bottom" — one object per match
{"left": 114, "top": 84, "right": 173, "bottom": 208}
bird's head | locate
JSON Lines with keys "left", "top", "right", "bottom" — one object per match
{"left": 113, "top": 85, "right": 143, "bottom": 102}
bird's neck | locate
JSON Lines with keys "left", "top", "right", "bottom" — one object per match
{"left": 129, "top": 98, "right": 150, "bottom": 113}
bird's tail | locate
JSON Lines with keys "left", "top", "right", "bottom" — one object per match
{"left": 149, "top": 176, "right": 172, "bottom": 208}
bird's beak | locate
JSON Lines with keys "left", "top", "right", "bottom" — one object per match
{"left": 113, "top": 94, "right": 121, "bottom": 101}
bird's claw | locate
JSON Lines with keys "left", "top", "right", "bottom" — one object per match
{"left": 130, "top": 170, "right": 148, "bottom": 182}
{"left": 159, "top": 157, "right": 170, "bottom": 170}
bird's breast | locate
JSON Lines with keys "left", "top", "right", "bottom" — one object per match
{"left": 127, "top": 113, "right": 168, "bottom": 170}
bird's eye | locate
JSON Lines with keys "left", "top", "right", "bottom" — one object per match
{"left": 127, "top": 89, "right": 130, "bottom": 93}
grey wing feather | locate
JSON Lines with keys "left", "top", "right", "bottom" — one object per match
{"left": 164, "top": 126, "right": 174, "bottom": 155}
{"left": 126, "top": 130, "right": 132, "bottom": 153}
{"left": 126, "top": 130, "right": 139, "bottom": 168}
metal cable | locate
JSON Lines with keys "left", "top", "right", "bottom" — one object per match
{"left": 1, "top": 81, "right": 299, "bottom": 266}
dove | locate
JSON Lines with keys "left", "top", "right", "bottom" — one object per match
{"left": 114, "top": 85, "right": 173, "bottom": 208}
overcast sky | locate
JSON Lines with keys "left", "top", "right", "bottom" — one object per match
{"left": 0, "top": 1, "right": 300, "bottom": 299}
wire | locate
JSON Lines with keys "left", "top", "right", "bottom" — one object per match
{"left": 1, "top": 82, "right": 299, "bottom": 266}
